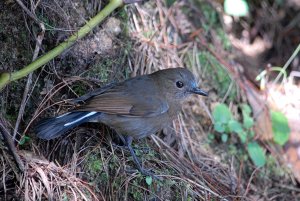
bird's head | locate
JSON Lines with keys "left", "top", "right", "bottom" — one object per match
{"left": 151, "top": 68, "right": 208, "bottom": 103}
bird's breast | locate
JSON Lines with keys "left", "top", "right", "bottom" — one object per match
{"left": 98, "top": 112, "right": 175, "bottom": 139}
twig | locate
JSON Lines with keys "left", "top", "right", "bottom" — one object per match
{"left": 243, "top": 167, "right": 260, "bottom": 197}
{"left": 15, "top": 0, "right": 40, "bottom": 23}
{"left": 123, "top": 0, "right": 144, "bottom": 3}
{"left": 0, "top": 116, "right": 25, "bottom": 172}
{"left": 13, "top": 7, "right": 46, "bottom": 140}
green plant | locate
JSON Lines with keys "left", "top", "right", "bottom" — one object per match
{"left": 145, "top": 176, "right": 152, "bottom": 186}
{"left": 198, "top": 52, "right": 236, "bottom": 100}
{"left": 19, "top": 135, "right": 31, "bottom": 145}
{"left": 216, "top": 28, "right": 232, "bottom": 51}
{"left": 271, "top": 110, "right": 290, "bottom": 146}
{"left": 255, "top": 67, "right": 287, "bottom": 90}
{"left": 72, "top": 83, "right": 88, "bottom": 97}
{"left": 212, "top": 103, "right": 266, "bottom": 167}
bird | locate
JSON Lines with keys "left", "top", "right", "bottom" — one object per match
{"left": 35, "top": 67, "right": 208, "bottom": 176}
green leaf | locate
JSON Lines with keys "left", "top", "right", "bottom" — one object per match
{"left": 91, "top": 160, "right": 102, "bottom": 171}
{"left": 271, "top": 111, "right": 290, "bottom": 146}
{"left": 212, "top": 103, "right": 232, "bottom": 124}
{"left": 241, "top": 104, "right": 252, "bottom": 115}
{"left": 247, "top": 142, "right": 266, "bottom": 167}
{"left": 228, "top": 120, "right": 243, "bottom": 133}
{"left": 145, "top": 176, "right": 152, "bottom": 186}
{"left": 214, "top": 122, "right": 225, "bottom": 133}
{"left": 224, "top": 0, "right": 249, "bottom": 17}
{"left": 243, "top": 116, "right": 254, "bottom": 129}
{"left": 166, "top": 0, "right": 176, "bottom": 7}
{"left": 207, "top": 133, "right": 215, "bottom": 140}
{"left": 249, "top": 130, "right": 255, "bottom": 138}
{"left": 224, "top": 126, "right": 230, "bottom": 133}
{"left": 241, "top": 104, "right": 254, "bottom": 129}
{"left": 19, "top": 135, "right": 30, "bottom": 145}
{"left": 221, "top": 133, "right": 228, "bottom": 143}
{"left": 237, "top": 131, "right": 247, "bottom": 143}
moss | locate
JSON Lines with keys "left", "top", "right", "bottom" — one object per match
{"left": 117, "top": 7, "right": 128, "bottom": 22}
{"left": 85, "top": 153, "right": 105, "bottom": 180}
{"left": 72, "top": 83, "right": 88, "bottom": 97}
{"left": 216, "top": 27, "right": 232, "bottom": 51}
{"left": 87, "top": 57, "right": 120, "bottom": 82}
{"left": 198, "top": 51, "right": 237, "bottom": 101}
{"left": 36, "top": 11, "right": 57, "bottom": 33}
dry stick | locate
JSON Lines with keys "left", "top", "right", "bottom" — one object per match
{"left": 13, "top": 0, "right": 46, "bottom": 140}
{"left": 0, "top": 117, "right": 25, "bottom": 172}
{"left": 0, "top": 0, "right": 126, "bottom": 90}
{"left": 1, "top": 156, "right": 7, "bottom": 201}
{"left": 13, "top": 24, "right": 45, "bottom": 140}
{"left": 15, "top": 0, "right": 40, "bottom": 24}
{"left": 243, "top": 167, "right": 260, "bottom": 198}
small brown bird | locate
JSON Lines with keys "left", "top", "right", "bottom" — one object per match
{"left": 35, "top": 67, "right": 208, "bottom": 176}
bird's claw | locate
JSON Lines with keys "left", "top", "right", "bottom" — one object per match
{"left": 125, "top": 167, "right": 161, "bottom": 180}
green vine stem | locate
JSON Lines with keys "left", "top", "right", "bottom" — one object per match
{"left": 0, "top": 0, "right": 123, "bottom": 91}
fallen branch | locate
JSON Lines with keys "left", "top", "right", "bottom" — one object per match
{"left": 0, "top": 116, "right": 25, "bottom": 173}
{"left": 13, "top": 0, "right": 46, "bottom": 140}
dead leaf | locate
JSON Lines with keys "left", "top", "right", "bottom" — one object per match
{"left": 245, "top": 86, "right": 273, "bottom": 140}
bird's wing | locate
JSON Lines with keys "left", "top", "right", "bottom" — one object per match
{"left": 74, "top": 82, "right": 169, "bottom": 117}
{"left": 70, "top": 83, "right": 116, "bottom": 104}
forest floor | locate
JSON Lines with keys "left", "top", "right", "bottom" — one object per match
{"left": 1, "top": 0, "right": 300, "bottom": 200}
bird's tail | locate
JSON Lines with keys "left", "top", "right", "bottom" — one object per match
{"left": 35, "top": 111, "right": 101, "bottom": 140}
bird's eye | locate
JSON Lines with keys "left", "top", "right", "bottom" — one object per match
{"left": 176, "top": 81, "right": 184, "bottom": 88}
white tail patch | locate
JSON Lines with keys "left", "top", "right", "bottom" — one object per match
{"left": 56, "top": 112, "right": 71, "bottom": 119}
{"left": 64, "top": 112, "right": 97, "bottom": 127}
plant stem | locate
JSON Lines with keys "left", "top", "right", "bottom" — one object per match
{"left": 0, "top": 0, "right": 123, "bottom": 91}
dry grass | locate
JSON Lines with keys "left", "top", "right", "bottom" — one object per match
{"left": 18, "top": 150, "right": 102, "bottom": 201}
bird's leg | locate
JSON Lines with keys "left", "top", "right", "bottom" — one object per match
{"left": 121, "top": 135, "right": 158, "bottom": 178}
{"left": 124, "top": 136, "right": 143, "bottom": 171}
{"left": 111, "top": 132, "right": 130, "bottom": 150}
{"left": 113, "top": 133, "right": 150, "bottom": 153}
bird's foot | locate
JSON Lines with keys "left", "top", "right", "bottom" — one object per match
{"left": 125, "top": 167, "right": 161, "bottom": 180}
{"left": 140, "top": 168, "right": 161, "bottom": 180}
{"left": 113, "top": 144, "right": 151, "bottom": 154}
{"left": 112, "top": 143, "right": 129, "bottom": 150}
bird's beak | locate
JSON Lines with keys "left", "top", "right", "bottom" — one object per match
{"left": 190, "top": 87, "right": 208, "bottom": 96}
